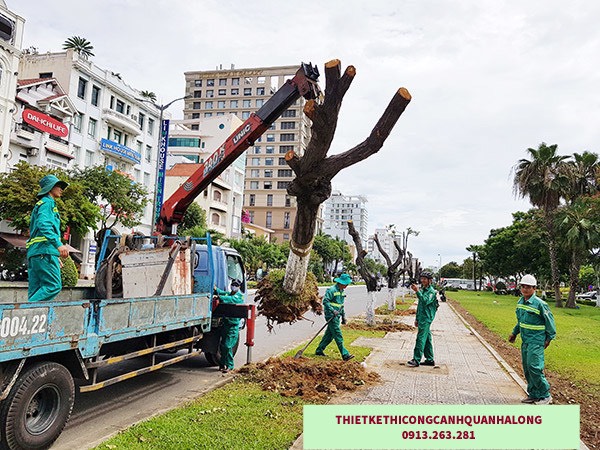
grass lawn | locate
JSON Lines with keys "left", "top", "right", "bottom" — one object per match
{"left": 96, "top": 327, "right": 384, "bottom": 450}
{"left": 449, "top": 290, "right": 600, "bottom": 392}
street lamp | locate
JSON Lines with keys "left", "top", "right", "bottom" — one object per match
{"left": 438, "top": 253, "right": 442, "bottom": 278}
{"left": 137, "top": 95, "right": 191, "bottom": 231}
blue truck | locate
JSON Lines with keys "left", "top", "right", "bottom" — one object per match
{"left": 0, "top": 62, "right": 321, "bottom": 449}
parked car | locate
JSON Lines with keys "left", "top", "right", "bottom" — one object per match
{"left": 576, "top": 291, "right": 597, "bottom": 300}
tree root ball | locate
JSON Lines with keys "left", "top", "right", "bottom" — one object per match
{"left": 254, "top": 269, "right": 322, "bottom": 331}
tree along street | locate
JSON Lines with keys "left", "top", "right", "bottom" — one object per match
{"left": 51, "top": 286, "right": 387, "bottom": 450}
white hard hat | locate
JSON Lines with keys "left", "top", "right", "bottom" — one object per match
{"left": 519, "top": 274, "right": 537, "bottom": 286}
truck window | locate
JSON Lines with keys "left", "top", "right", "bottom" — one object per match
{"left": 226, "top": 255, "right": 244, "bottom": 286}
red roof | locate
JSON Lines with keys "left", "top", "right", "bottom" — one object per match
{"left": 17, "top": 78, "right": 55, "bottom": 87}
{"left": 166, "top": 163, "right": 202, "bottom": 177}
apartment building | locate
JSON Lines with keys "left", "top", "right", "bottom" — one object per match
{"left": 322, "top": 190, "right": 368, "bottom": 258}
{"left": 164, "top": 114, "right": 246, "bottom": 238}
{"left": 183, "top": 64, "right": 312, "bottom": 243}
{"left": 18, "top": 49, "right": 161, "bottom": 276}
{"left": 367, "top": 228, "right": 401, "bottom": 264}
{"left": 0, "top": 1, "right": 24, "bottom": 173}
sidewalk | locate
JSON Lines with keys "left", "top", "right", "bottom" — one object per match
{"left": 291, "top": 300, "right": 588, "bottom": 449}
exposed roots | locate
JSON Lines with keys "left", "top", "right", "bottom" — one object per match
{"left": 254, "top": 270, "right": 322, "bottom": 331}
{"left": 237, "top": 356, "right": 380, "bottom": 402}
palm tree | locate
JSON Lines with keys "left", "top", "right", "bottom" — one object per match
{"left": 513, "top": 143, "right": 570, "bottom": 307}
{"left": 566, "top": 151, "right": 599, "bottom": 202}
{"left": 140, "top": 91, "right": 157, "bottom": 103}
{"left": 63, "top": 36, "right": 95, "bottom": 59}
{"left": 559, "top": 198, "right": 600, "bottom": 308}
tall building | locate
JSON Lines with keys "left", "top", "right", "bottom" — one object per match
{"left": 183, "top": 64, "right": 312, "bottom": 243}
{"left": 367, "top": 228, "right": 401, "bottom": 264}
{"left": 0, "top": 1, "right": 25, "bottom": 174}
{"left": 164, "top": 114, "right": 246, "bottom": 238}
{"left": 18, "top": 49, "right": 161, "bottom": 277}
{"left": 322, "top": 190, "right": 368, "bottom": 254}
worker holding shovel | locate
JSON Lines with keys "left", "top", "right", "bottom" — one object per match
{"left": 315, "top": 273, "right": 354, "bottom": 361}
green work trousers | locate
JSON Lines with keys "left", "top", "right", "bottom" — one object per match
{"left": 316, "top": 316, "right": 350, "bottom": 358}
{"left": 521, "top": 342, "right": 550, "bottom": 399}
{"left": 28, "top": 254, "right": 62, "bottom": 302}
{"left": 412, "top": 321, "right": 434, "bottom": 363}
{"left": 219, "top": 323, "right": 239, "bottom": 370}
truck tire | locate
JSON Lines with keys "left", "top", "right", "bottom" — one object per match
{"left": 95, "top": 259, "right": 123, "bottom": 299}
{"left": 0, "top": 362, "right": 75, "bottom": 450}
{"left": 204, "top": 334, "right": 240, "bottom": 366}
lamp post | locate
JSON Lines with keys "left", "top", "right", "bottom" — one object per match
{"left": 137, "top": 95, "right": 190, "bottom": 232}
{"left": 438, "top": 253, "right": 442, "bottom": 278}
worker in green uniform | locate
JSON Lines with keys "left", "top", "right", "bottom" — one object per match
{"left": 508, "top": 274, "right": 556, "bottom": 405}
{"left": 315, "top": 273, "right": 354, "bottom": 361}
{"left": 27, "top": 175, "right": 69, "bottom": 302}
{"left": 407, "top": 271, "right": 438, "bottom": 367}
{"left": 214, "top": 279, "right": 244, "bottom": 373}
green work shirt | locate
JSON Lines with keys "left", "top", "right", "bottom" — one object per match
{"left": 215, "top": 287, "right": 244, "bottom": 325}
{"left": 323, "top": 284, "right": 346, "bottom": 318}
{"left": 26, "top": 195, "right": 62, "bottom": 258}
{"left": 416, "top": 285, "right": 438, "bottom": 324}
{"left": 512, "top": 294, "right": 556, "bottom": 345}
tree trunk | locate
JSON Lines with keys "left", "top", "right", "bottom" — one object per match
{"left": 544, "top": 211, "right": 563, "bottom": 307}
{"left": 281, "top": 59, "right": 411, "bottom": 295}
{"left": 366, "top": 291, "right": 376, "bottom": 327}
{"left": 565, "top": 249, "right": 579, "bottom": 309}
{"left": 387, "top": 287, "right": 396, "bottom": 310}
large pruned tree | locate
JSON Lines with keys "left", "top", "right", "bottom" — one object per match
{"left": 347, "top": 220, "right": 378, "bottom": 326}
{"left": 281, "top": 59, "right": 411, "bottom": 295}
{"left": 255, "top": 59, "right": 411, "bottom": 325}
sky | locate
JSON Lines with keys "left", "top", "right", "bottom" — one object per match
{"left": 12, "top": 0, "right": 600, "bottom": 270}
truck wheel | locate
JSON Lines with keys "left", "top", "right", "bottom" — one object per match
{"left": 0, "top": 362, "right": 75, "bottom": 450}
{"left": 204, "top": 336, "right": 240, "bottom": 366}
{"left": 95, "top": 259, "right": 123, "bottom": 298}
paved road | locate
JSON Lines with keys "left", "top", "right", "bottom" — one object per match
{"left": 51, "top": 285, "right": 387, "bottom": 449}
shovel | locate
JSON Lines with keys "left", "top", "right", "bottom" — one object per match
{"left": 294, "top": 315, "right": 336, "bottom": 359}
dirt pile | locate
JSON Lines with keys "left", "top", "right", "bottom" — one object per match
{"left": 237, "top": 357, "right": 380, "bottom": 402}
{"left": 345, "top": 321, "right": 414, "bottom": 332}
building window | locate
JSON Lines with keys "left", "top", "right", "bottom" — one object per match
{"left": 231, "top": 88, "right": 239, "bottom": 95}
{"left": 116, "top": 99, "right": 125, "bottom": 113}
{"left": 264, "top": 170, "right": 273, "bottom": 178}
{"left": 73, "top": 114, "right": 82, "bottom": 133}
{"left": 217, "top": 100, "right": 226, "bottom": 108}
{"left": 243, "top": 99, "right": 252, "bottom": 108}
{"left": 219, "top": 78, "right": 227, "bottom": 86}
{"left": 207, "top": 79, "right": 215, "bottom": 86}
{"left": 194, "top": 80, "right": 202, "bottom": 87}
{"left": 278, "top": 157, "right": 286, "bottom": 165}
{"left": 267, "top": 194, "right": 273, "bottom": 206}
{"left": 193, "top": 102, "right": 201, "bottom": 109}
{"left": 253, "top": 146, "right": 261, "bottom": 154}
{"left": 265, "top": 158, "right": 274, "bottom": 166}
{"left": 113, "top": 129, "right": 122, "bottom": 144}
{"left": 281, "top": 121, "right": 295, "bottom": 129}
{"left": 148, "top": 118, "right": 155, "bottom": 135}
{"left": 285, "top": 195, "right": 291, "bottom": 207}
{"left": 230, "top": 100, "right": 238, "bottom": 108}
{"left": 72, "top": 145, "right": 81, "bottom": 162}
{"left": 257, "top": 76, "right": 266, "bottom": 84}
{"left": 87, "top": 118, "right": 97, "bottom": 138}
{"left": 138, "top": 112, "right": 145, "bottom": 130}
{"left": 77, "top": 77, "right": 87, "bottom": 99}
{"left": 251, "top": 157, "right": 260, "bottom": 166}
{"left": 266, "top": 211, "right": 272, "bottom": 228}
{"left": 250, "top": 181, "right": 259, "bottom": 189}
{"left": 249, "top": 210, "right": 254, "bottom": 223}
{"left": 250, "top": 169, "right": 259, "bottom": 177}
{"left": 243, "top": 88, "right": 252, "bottom": 96}
{"left": 205, "top": 101, "right": 213, "bottom": 109}
{"left": 191, "top": 124, "right": 200, "bottom": 130}
{"left": 194, "top": 90, "right": 202, "bottom": 98}
{"left": 192, "top": 113, "right": 200, "bottom": 119}
{"left": 256, "top": 87, "right": 265, "bottom": 95}
{"left": 203, "top": 113, "right": 212, "bottom": 118}
{"left": 280, "top": 133, "right": 295, "bottom": 141}
{"left": 256, "top": 99, "right": 264, "bottom": 107}
{"left": 249, "top": 194, "right": 255, "bottom": 206}
{"left": 213, "top": 190, "right": 222, "bottom": 201}
{"left": 264, "top": 181, "right": 272, "bottom": 189}
{"left": 232, "top": 78, "right": 240, "bottom": 86}
{"left": 278, "top": 169, "right": 293, "bottom": 177}
{"left": 241, "top": 111, "right": 250, "bottom": 119}
{"left": 279, "top": 145, "right": 293, "bottom": 154}
{"left": 91, "top": 85, "right": 101, "bottom": 106}
{"left": 218, "top": 89, "right": 226, "bottom": 96}
{"left": 206, "top": 90, "right": 214, "bottom": 98}
{"left": 146, "top": 145, "right": 152, "bottom": 162}
{"left": 266, "top": 146, "right": 275, "bottom": 154}
{"left": 85, "top": 150, "right": 94, "bottom": 165}
{"left": 277, "top": 181, "right": 291, "bottom": 189}
{"left": 266, "top": 134, "right": 275, "bottom": 142}
{"left": 283, "top": 233, "right": 290, "bottom": 240}
{"left": 269, "top": 123, "right": 276, "bottom": 130}
{"left": 284, "top": 212, "right": 290, "bottom": 229}
{"left": 282, "top": 109, "right": 296, "bottom": 117}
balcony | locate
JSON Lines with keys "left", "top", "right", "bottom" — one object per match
{"left": 15, "top": 123, "right": 36, "bottom": 141}
{"left": 46, "top": 135, "right": 74, "bottom": 160}
{"left": 210, "top": 199, "right": 228, "bottom": 213}
{"left": 102, "top": 108, "right": 141, "bottom": 136}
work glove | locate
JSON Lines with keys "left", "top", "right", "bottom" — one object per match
{"left": 332, "top": 310, "right": 340, "bottom": 317}
{"left": 341, "top": 316, "right": 347, "bottom": 325}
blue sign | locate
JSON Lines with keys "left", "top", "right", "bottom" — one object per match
{"left": 100, "top": 138, "right": 141, "bottom": 164}
{"left": 154, "top": 119, "right": 170, "bottom": 227}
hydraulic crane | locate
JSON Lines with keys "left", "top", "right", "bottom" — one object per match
{"left": 155, "top": 62, "right": 321, "bottom": 235}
